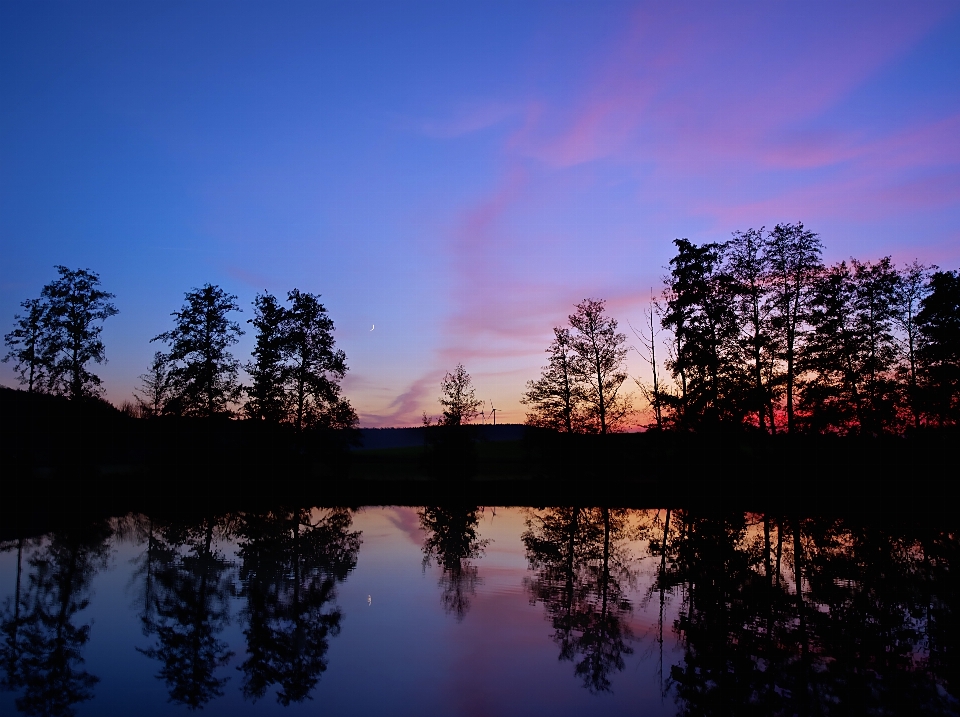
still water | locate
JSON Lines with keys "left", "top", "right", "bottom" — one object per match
{"left": 0, "top": 507, "right": 956, "bottom": 716}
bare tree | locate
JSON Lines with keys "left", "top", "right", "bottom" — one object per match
{"left": 134, "top": 351, "right": 173, "bottom": 417}
{"left": 631, "top": 299, "right": 665, "bottom": 430}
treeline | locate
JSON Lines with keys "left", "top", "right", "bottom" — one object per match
{"left": 523, "top": 223, "right": 960, "bottom": 434}
{"left": 3, "top": 269, "right": 355, "bottom": 430}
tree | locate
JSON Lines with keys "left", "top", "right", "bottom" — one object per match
{"left": 134, "top": 352, "right": 173, "bottom": 418}
{"left": 438, "top": 364, "right": 482, "bottom": 427}
{"left": 3, "top": 298, "right": 51, "bottom": 394}
{"left": 151, "top": 284, "right": 243, "bottom": 418}
{"left": 916, "top": 269, "right": 960, "bottom": 425}
{"left": 284, "top": 290, "right": 354, "bottom": 431}
{"left": 766, "top": 223, "right": 823, "bottom": 433}
{"left": 894, "top": 261, "right": 934, "bottom": 428}
{"left": 522, "top": 327, "right": 584, "bottom": 432}
{"left": 22, "top": 266, "right": 119, "bottom": 399}
{"left": 568, "top": 299, "right": 630, "bottom": 434}
{"left": 632, "top": 299, "right": 666, "bottom": 431}
{"left": 802, "top": 258, "right": 901, "bottom": 434}
{"left": 244, "top": 290, "right": 356, "bottom": 430}
{"left": 727, "top": 228, "right": 777, "bottom": 432}
{"left": 661, "top": 241, "right": 744, "bottom": 428}
{"left": 244, "top": 293, "right": 289, "bottom": 423}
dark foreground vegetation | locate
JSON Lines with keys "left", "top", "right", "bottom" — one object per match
{"left": 2, "top": 387, "right": 956, "bottom": 537}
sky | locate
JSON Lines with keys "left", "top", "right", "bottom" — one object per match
{"left": 2, "top": 0, "right": 959, "bottom": 427}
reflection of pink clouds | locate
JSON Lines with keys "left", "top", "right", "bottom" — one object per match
{"left": 382, "top": 507, "right": 425, "bottom": 546}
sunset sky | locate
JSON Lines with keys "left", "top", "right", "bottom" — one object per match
{"left": 2, "top": 1, "right": 959, "bottom": 426}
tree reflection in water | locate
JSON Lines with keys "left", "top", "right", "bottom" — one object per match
{"left": 0, "top": 523, "right": 111, "bottom": 717}
{"left": 418, "top": 506, "right": 488, "bottom": 621}
{"left": 652, "top": 511, "right": 960, "bottom": 716}
{"left": 522, "top": 507, "right": 636, "bottom": 693}
{"left": 235, "top": 507, "right": 360, "bottom": 705}
{"left": 136, "top": 515, "right": 236, "bottom": 709}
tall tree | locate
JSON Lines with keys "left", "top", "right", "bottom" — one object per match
{"left": 151, "top": 284, "right": 243, "bottom": 418}
{"left": 244, "top": 292, "right": 289, "bottom": 423}
{"left": 661, "top": 241, "right": 743, "bottom": 428}
{"left": 568, "top": 299, "right": 630, "bottom": 434}
{"left": 284, "top": 290, "right": 353, "bottom": 431}
{"left": 438, "top": 363, "right": 482, "bottom": 427}
{"left": 766, "top": 223, "right": 823, "bottom": 433}
{"left": 3, "top": 298, "right": 51, "bottom": 394}
{"left": 894, "top": 261, "right": 934, "bottom": 428}
{"left": 243, "top": 290, "right": 356, "bottom": 430}
{"left": 916, "top": 269, "right": 960, "bottom": 425}
{"left": 521, "top": 327, "right": 584, "bottom": 432}
{"left": 38, "top": 266, "right": 119, "bottom": 399}
{"left": 803, "top": 258, "right": 901, "bottom": 433}
{"left": 727, "top": 228, "right": 777, "bottom": 432}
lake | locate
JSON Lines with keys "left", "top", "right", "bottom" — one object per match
{"left": 1, "top": 506, "right": 956, "bottom": 715}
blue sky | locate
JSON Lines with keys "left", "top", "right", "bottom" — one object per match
{"left": 2, "top": 1, "right": 959, "bottom": 425}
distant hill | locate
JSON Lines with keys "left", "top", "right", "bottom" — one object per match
{"left": 357, "top": 424, "right": 526, "bottom": 450}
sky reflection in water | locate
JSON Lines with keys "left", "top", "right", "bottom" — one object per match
{"left": 0, "top": 508, "right": 955, "bottom": 716}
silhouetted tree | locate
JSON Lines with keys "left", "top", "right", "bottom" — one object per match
{"left": 284, "top": 290, "right": 354, "bottom": 430}
{"left": 727, "top": 228, "right": 778, "bottom": 431}
{"left": 523, "top": 507, "right": 635, "bottom": 692}
{"left": 3, "top": 298, "right": 51, "bottom": 394}
{"left": 244, "top": 290, "right": 356, "bottom": 430}
{"left": 568, "top": 299, "right": 631, "bottom": 433}
{"left": 134, "top": 351, "right": 173, "bottom": 418}
{"left": 245, "top": 293, "right": 289, "bottom": 423}
{"left": 917, "top": 269, "right": 960, "bottom": 425}
{"left": 522, "top": 327, "right": 585, "bottom": 432}
{"left": 633, "top": 300, "right": 666, "bottom": 430}
{"left": 766, "top": 223, "right": 823, "bottom": 433}
{"left": 894, "top": 261, "right": 934, "bottom": 428}
{"left": 437, "top": 364, "right": 482, "bottom": 427}
{"left": 137, "top": 516, "right": 235, "bottom": 709}
{"left": 802, "top": 258, "right": 901, "bottom": 433}
{"left": 8, "top": 267, "right": 119, "bottom": 399}
{"left": 151, "top": 284, "right": 243, "bottom": 417}
{"left": 0, "top": 522, "right": 112, "bottom": 717}
{"left": 661, "top": 241, "right": 744, "bottom": 427}
{"left": 236, "top": 507, "right": 360, "bottom": 704}
{"left": 418, "top": 506, "right": 487, "bottom": 620}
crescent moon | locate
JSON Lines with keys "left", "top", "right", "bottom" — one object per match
{"left": 370, "top": 324, "right": 375, "bottom": 331}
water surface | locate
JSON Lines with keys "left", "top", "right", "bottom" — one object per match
{"left": 1, "top": 507, "right": 955, "bottom": 715}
